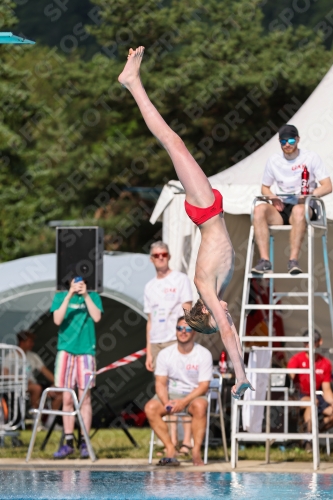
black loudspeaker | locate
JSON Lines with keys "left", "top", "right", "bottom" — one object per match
{"left": 56, "top": 226, "right": 104, "bottom": 292}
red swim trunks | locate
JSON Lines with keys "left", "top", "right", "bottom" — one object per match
{"left": 184, "top": 189, "right": 223, "bottom": 226}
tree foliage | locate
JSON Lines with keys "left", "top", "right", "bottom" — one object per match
{"left": 262, "top": 0, "right": 333, "bottom": 49}
{"left": 0, "top": 0, "right": 332, "bottom": 262}
{"left": 14, "top": 0, "right": 99, "bottom": 59}
{"left": 13, "top": 0, "right": 333, "bottom": 52}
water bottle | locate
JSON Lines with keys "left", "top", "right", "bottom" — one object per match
{"left": 301, "top": 166, "right": 309, "bottom": 195}
{"left": 219, "top": 350, "right": 228, "bottom": 374}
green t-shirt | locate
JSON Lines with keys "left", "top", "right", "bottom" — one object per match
{"left": 50, "top": 292, "right": 103, "bottom": 355}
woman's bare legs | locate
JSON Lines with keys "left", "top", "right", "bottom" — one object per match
{"left": 118, "top": 47, "right": 214, "bottom": 207}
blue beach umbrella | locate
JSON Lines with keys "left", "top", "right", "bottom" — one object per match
{"left": 0, "top": 32, "right": 35, "bottom": 44}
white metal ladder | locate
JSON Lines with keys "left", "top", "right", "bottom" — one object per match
{"left": 231, "top": 196, "right": 333, "bottom": 471}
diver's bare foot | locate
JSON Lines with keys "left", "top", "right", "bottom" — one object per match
{"left": 231, "top": 380, "right": 255, "bottom": 400}
{"left": 118, "top": 46, "right": 145, "bottom": 89}
{"left": 192, "top": 448, "right": 204, "bottom": 466}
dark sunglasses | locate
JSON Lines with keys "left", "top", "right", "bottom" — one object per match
{"left": 176, "top": 326, "right": 192, "bottom": 332}
{"left": 280, "top": 138, "right": 296, "bottom": 146}
{"left": 151, "top": 252, "right": 168, "bottom": 259}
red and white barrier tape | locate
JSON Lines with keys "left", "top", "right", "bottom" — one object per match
{"left": 86, "top": 348, "right": 147, "bottom": 375}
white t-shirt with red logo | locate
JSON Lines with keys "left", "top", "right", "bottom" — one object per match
{"left": 155, "top": 343, "right": 213, "bottom": 394}
{"left": 144, "top": 271, "right": 193, "bottom": 343}
{"left": 262, "top": 149, "right": 329, "bottom": 196}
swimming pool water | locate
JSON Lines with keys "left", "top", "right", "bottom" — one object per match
{"left": 0, "top": 470, "right": 332, "bottom": 500}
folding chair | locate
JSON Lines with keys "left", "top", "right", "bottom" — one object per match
{"left": 316, "top": 390, "right": 333, "bottom": 456}
{"left": 148, "top": 374, "right": 229, "bottom": 464}
{"left": 26, "top": 374, "right": 96, "bottom": 462}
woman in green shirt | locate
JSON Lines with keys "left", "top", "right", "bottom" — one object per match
{"left": 50, "top": 278, "right": 103, "bottom": 459}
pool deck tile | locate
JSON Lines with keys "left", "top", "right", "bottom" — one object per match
{"left": 1, "top": 458, "right": 333, "bottom": 473}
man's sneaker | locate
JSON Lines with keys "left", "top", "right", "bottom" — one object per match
{"left": 251, "top": 259, "right": 273, "bottom": 275}
{"left": 288, "top": 259, "right": 302, "bottom": 275}
{"left": 53, "top": 444, "right": 74, "bottom": 459}
{"left": 80, "top": 442, "right": 89, "bottom": 459}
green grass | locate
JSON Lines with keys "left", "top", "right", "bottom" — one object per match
{"left": 1, "top": 429, "right": 333, "bottom": 462}
{"left": 238, "top": 444, "right": 333, "bottom": 462}
{"left": 0, "top": 429, "right": 152, "bottom": 460}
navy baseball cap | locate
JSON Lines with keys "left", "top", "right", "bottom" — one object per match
{"left": 303, "top": 329, "right": 321, "bottom": 343}
{"left": 279, "top": 124, "right": 299, "bottom": 140}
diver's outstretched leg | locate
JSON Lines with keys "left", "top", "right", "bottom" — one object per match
{"left": 118, "top": 46, "right": 214, "bottom": 208}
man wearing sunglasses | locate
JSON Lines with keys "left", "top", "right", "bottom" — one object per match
{"left": 252, "top": 124, "right": 332, "bottom": 275}
{"left": 145, "top": 316, "right": 213, "bottom": 466}
{"left": 144, "top": 241, "right": 192, "bottom": 372}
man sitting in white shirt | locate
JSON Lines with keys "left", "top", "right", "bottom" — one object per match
{"left": 252, "top": 124, "right": 332, "bottom": 275}
{"left": 145, "top": 316, "right": 213, "bottom": 466}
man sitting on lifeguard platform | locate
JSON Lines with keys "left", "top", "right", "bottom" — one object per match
{"left": 251, "top": 124, "right": 332, "bottom": 275}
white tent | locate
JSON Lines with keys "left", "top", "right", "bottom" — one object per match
{"left": 0, "top": 252, "right": 156, "bottom": 414}
{"left": 0, "top": 252, "right": 155, "bottom": 344}
{"left": 150, "top": 65, "right": 333, "bottom": 350}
